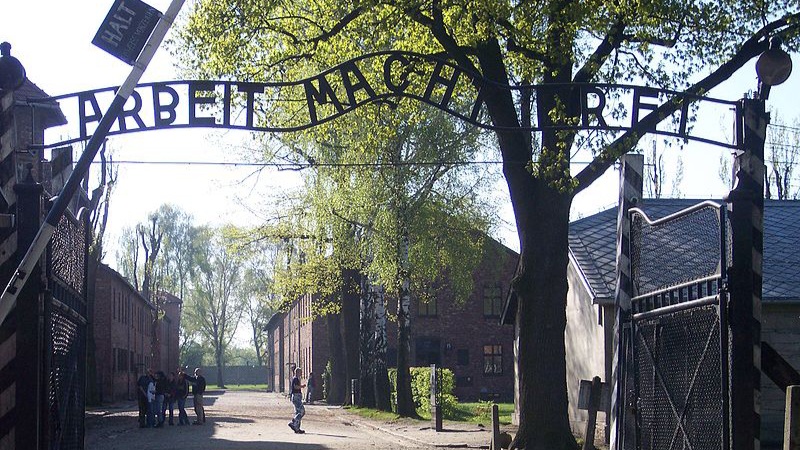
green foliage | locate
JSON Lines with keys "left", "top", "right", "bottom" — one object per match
{"left": 441, "top": 401, "right": 514, "bottom": 424}
{"left": 225, "top": 346, "right": 260, "bottom": 366}
{"left": 388, "top": 367, "right": 458, "bottom": 418}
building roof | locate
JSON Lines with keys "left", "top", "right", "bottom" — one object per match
{"left": 569, "top": 198, "right": 800, "bottom": 304}
{"left": 264, "top": 311, "right": 285, "bottom": 332}
{"left": 98, "top": 263, "right": 155, "bottom": 311}
{"left": 13, "top": 79, "right": 67, "bottom": 128}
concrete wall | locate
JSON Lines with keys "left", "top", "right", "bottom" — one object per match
{"left": 199, "top": 366, "right": 270, "bottom": 386}
{"left": 760, "top": 303, "right": 800, "bottom": 447}
{"left": 564, "top": 261, "right": 608, "bottom": 437}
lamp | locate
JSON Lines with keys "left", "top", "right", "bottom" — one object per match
{"left": 756, "top": 36, "right": 793, "bottom": 99}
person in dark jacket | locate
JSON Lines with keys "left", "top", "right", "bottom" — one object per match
{"left": 154, "top": 371, "right": 168, "bottom": 427}
{"left": 175, "top": 371, "right": 191, "bottom": 425}
{"left": 184, "top": 368, "right": 207, "bottom": 424}
{"left": 162, "top": 372, "right": 178, "bottom": 425}
{"left": 135, "top": 369, "right": 154, "bottom": 428}
{"left": 288, "top": 367, "right": 306, "bottom": 433}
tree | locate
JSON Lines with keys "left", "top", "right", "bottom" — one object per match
{"left": 235, "top": 237, "right": 279, "bottom": 366}
{"left": 176, "top": 1, "right": 800, "bottom": 447}
{"left": 85, "top": 142, "right": 117, "bottom": 405}
{"left": 765, "top": 115, "right": 800, "bottom": 199}
{"left": 184, "top": 226, "right": 246, "bottom": 387}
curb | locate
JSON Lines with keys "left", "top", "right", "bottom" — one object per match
{"left": 330, "top": 410, "right": 489, "bottom": 449}
{"left": 354, "top": 419, "right": 490, "bottom": 449}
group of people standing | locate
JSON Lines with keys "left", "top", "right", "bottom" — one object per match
{"left": 136, "top": 367, "right": 207, "bottom": 428}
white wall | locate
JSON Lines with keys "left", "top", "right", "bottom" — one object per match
{"left": 564, "top": 261, "right": 608, "bottom": 438}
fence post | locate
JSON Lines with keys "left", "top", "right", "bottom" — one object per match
{"left": 583, "top": 376, "right": 602, "bottom": 450}
{"left": 351, "top": 378, "right": 359, "bottom": 406}
{"left": 610, "top": 153, "right": 643, "bottom": 450}
{"left": 430, "top": 364, "right": 442, "bottom": 431}
{"left": 491, "top": 403, "right": 500, "bottom": 450}
{"left": 786, "top": 385, "right": 800, "bottom": 450}
{"left": 727, "top": 97, "right": 767, "bottom": 450}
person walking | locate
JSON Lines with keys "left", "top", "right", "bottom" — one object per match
{"left": 305, "top": 372, "right": 316, "bottom": 404}
{"left": 288, "top": 367, "right": 306, "bottom": 434}
{"left": 176, "top": 371, "right": 191, "bottom": 425}
{"left": 154, "top": 371, "right": 167, "bottom": 427}
{"left": 184, "top": 367, "right": 207, "bottom": 424}
{"left": 136, "top": 369, "right": 154, "bottom": 428}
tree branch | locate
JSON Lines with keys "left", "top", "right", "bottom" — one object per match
{"left": 404, "top": 4, "right": 479, "bottom": 75}
{"left": 507, "top": 39, "right": 548, "bottom": 64}
{"left": 574, "top": 19, "right": 627, "bottom": 83}
{"left": 573, "top": 13, "right": 800, "bottom": 193}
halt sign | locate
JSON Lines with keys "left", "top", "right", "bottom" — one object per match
{"left": 92, "top": 0, "right": 162, "bottom": 65}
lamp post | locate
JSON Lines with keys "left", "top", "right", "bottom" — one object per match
{"left": 728, "top": 35, "right": 792, "bottom": 450}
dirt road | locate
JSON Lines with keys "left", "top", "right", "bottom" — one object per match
{"left": 85, "top": 390, "right": 428, "bottom": 450}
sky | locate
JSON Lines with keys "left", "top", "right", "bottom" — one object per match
{"left": 3, "top": 0, "right": 800, "bottom": 269}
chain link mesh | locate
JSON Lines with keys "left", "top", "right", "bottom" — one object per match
{"left": 634, "top": 305, "right": 723, "bottom": 450}
{"left": 46, "top": 210, "right": 87, "bottom": 450}
{"left": 622, "top": 202, "right": 731, "bottom": 450}
{"left": 630, "top": 205, "right": 724, "bottom": 296}
{"left": 50, "top": 213, "right": 86, "bottom": 295}
{"left": 47, "top": 308, "right": 85, "bottom": 450}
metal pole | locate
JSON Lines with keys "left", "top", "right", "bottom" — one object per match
{"left": 0, "top": 0, "right": 185, "bottom": 326}
{"left": 727, "top": 97, "right": 767, "bottom": 450}
{"left": 610, "top": 154, "right": 643, "bottom": 450}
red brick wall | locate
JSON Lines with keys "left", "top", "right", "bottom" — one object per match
{"left": 94, "top": 265, "right": 181, "bottom": 402}
{"left": 264, "top": 238, "right": 518, "bottom": 402}
{"left": 386, "top": 238, "right": 518, "bottom": 401}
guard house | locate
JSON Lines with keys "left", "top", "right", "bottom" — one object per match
{"left": 564, "top": 198, "right": 800, "bottom": 446}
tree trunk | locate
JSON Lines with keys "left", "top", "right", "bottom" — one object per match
{"left": 341, "top": 269, "right": 361, "bottom": 405}
{"left": 326, "top": 312, "right": 347, "bottom": 404}
{"left": 215, "top": 344, "right": 226, "bottom": 388}
{"left": 395, "top": 226, "right": 418, "bottom": 417}
{"left": 253, "top": 321, "right": 264, "bottom": 367}
{"left": 473, "top": 37, "right": 578, "bottom": 450}
{"left": 510, "top": 186, "right": 576, "bottom": 450}
{"left": 359, "top": 275, "right": 376, "bottom": 407}
{"left": 373, "top": 285, "right": 392, "bottom": 411}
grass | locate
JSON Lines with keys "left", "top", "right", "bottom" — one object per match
{"left": 219, "top": 384, "right": 270, "bottom": 391}
{"left": 345, "top": 402, "right": 514, "bottom": 425}
{"left": 344, "top": 405, "right": 404, "bottom": 422}
{"left": 442, "top": 402, "right": 514, "bottom": 425}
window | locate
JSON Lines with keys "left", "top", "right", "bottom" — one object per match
{"left": 483, "top": 345, "right": 503, "bottom": 375}
{"left": 457, "top": 349, "right": 469, "bottom": 366}
{"left": 114, "top": 348, "right": 129, "bottom": 372}
{"left": 483, "top": 285, "right": 503, "bottom": 318}
{"left": 417, "top": 297, "right": 437, "bottom": 317}
{"left": 415, "top": 337, "right": 441, "bottom": 366}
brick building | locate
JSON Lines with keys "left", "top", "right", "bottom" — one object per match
{"left": 265, "top": 237, "right": 518, "bottom": 402}
{"left": 93, "top": 264, "right": 182, "bottom": 402}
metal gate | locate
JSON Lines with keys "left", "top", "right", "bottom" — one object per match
{"left": 621, "top": 201, "right": 731, "bottom": 450}
{"left": 44, "top": 209, "right": 88, "bottom": 450}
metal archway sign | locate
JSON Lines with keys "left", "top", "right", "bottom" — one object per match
{"left": 33, "top": 51, "right": 741, "bottom": 151}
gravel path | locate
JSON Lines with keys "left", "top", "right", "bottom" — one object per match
{"left": 85, "top": 390, "right": 425, "bottom": 450}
